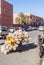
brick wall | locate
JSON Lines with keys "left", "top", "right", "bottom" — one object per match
{"left": 0, "top": 0, "right": 13, "bottom": 27}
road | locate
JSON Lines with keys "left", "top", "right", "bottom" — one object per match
{"left": 0, "top": 30, "right": 43, "bottom": 65}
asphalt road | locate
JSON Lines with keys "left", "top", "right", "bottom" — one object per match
{"left": 0, "top": 30, "right": 42, "bottom": 65}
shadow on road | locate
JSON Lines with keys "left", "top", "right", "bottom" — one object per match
{"left": 12, "top": 43, "right": 37, "bottom": 53}
{"left": 9, "top": 43, "right": 37, "bottom": 53}
{"left": 8, "top": 43, "right": 37, "bottom": 54}
{"left": 20, "top": 43, "right": 37, "bottom": 52}
{"left": 0, "top": 43, "right": 37, "bottom": 54}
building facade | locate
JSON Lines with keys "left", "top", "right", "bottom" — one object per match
{"left": 0, "top": 0, "right": 13, "bottom": 27}
{"left": 13, "top": 13, "right": 44, "bottom": 26}
{"left": 30, "top": 14, "right": 44, "bottom": 26}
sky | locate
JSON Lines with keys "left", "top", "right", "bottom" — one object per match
{"left": 7, "top": 0, "right": 44, "bottom": 17}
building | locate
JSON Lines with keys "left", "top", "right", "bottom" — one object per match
{"left": 0, "top": 0, "right": 13, "bottom": 27}
{"left": 0, "top": 0, "right": 44, "bottom": 27}
{"left": 13, "top": 13, "right": 44, "bottom": 26}
{"left": 13, "top": 14, "right": 19, "bottom": 24}
{"left": 30, "top": 14, "right": 44, "bottom": 26}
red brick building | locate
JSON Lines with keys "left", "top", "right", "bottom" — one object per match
{"left": 0, "top": 0, "right": 13, "bottom": 27}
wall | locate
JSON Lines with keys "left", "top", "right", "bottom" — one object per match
{"left": 0, "top": 0, "right": 13, "bottom": 27}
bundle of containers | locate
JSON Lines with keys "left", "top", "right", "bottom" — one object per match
{"left": 1, "top": 29, "right": 30, "bottom": 54}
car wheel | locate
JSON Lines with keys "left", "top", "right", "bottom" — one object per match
{"left": 2, "top": 35, "right": 6, "bottom": 39}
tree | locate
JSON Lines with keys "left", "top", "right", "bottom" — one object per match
{"left": 15, "top": 17, "right": 21, "bottom": 24}
{"left": 15, "top": 12, "right": 31, "bottom": 26}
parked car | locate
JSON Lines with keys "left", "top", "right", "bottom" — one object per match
{"left": 38, "top": 26, "right": 44, "bottom": 31}
{"left": 20, "top": 27, "right": 25, "bottom": 31}
{"left": 25, "top": 26, "right": 32, "bottom": 31}
{"left": 32, "top": 27, "right": 38, "bottom": 30}
{"left": 0, "top": 25, "right": 8, "bottom": 39}
{"left": 8, "top": 27, "right": 16, "bottom": 33}
{"left": 38, "top": 27, "right": 44, "bottom": 58}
